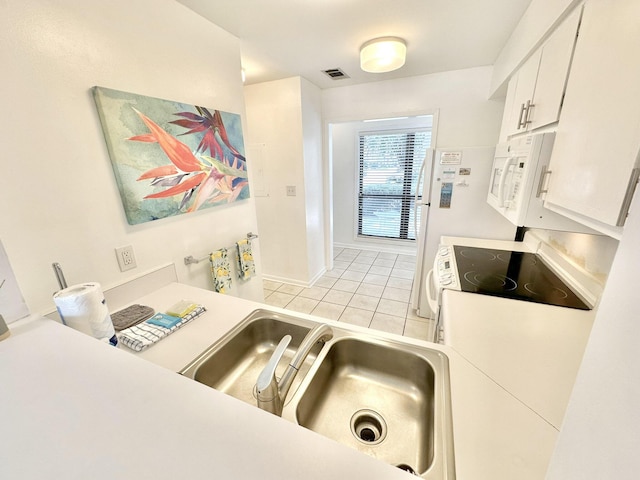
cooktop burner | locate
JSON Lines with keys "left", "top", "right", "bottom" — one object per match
{"left": 453, "top": 246, "right": 589, "bottom": 310}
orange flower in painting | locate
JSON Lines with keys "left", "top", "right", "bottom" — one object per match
{"left": 136, "top": 165, "right": 179, "bottom": 181}
{"left": 131, "top": 108, "right": 202, "bottom": 173}
{"left": 128, "top": 106, "right": 247, "bottom": 212}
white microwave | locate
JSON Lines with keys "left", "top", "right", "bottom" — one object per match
{"left": 487, "top": 132, "right": 594, "bottom": 233}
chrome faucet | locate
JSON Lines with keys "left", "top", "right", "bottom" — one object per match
{"left": 256, "top": 323, "right": 333, "bottom": 416}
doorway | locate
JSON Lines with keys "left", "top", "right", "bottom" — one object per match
{"left": 327, "top": 114, "right": 434, "bottom": 257}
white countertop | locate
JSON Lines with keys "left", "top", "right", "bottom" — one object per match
{"left": 0, "top": 283, "right": 559, "bottom": 479}
{"left": 438, "top": 234, "right": 596, "bottom": 429}
{"left": 442, "top": 290, "right": 594, "bottom": 429}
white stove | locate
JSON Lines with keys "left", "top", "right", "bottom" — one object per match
{"left": 427, "top": 233, "right": 600, "bottom": 343}
{"left": 433, "top": 232, "right": 603, "bottom": 429}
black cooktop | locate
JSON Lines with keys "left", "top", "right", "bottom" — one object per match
{"left": 453, "top": 246, "right": 590, "bottom": 310}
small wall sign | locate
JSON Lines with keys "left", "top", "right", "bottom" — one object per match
{"left": 440, "top": 151, "right": 462, "bottom": 165}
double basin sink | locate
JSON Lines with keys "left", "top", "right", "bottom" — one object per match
{"left": 180, "top": 309, "right": 455, "bottom": 479}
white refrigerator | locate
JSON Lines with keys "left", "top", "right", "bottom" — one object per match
{"left": 411, "top": 147, "right": 518, "bottom": 318}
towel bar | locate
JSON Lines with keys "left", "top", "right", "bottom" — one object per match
{"left": 184, "top": 232, "right": 258, "bottom": 266}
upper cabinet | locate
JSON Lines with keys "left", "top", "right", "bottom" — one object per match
{"left": 502, "top": 7, "right": 582, "bottom": 138}
{"left": 543, "top": 0, "right": 640, "bottom": 237}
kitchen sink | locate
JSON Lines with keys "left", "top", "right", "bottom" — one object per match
{"left": 180, "top": 310, "right": 322, "bottom": 406}
{"left": 295, "top": 337, "right": 442, "bottom": 476}
{"left": 181, "top": 309, "right": 455, "bottom": 479}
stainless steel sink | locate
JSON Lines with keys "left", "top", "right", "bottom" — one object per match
{"left": 295, "top": 337, "right": 447, "bottom": 477}
{"left": 181, "top": 309, "right": 455, "bottom": 479}
{"left": 180, "top": 310, "right": 323, "bottom": 406}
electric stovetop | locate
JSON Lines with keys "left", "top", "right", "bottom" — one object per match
{"left": 452, "top": 246, "right": 590, "bottom": 310}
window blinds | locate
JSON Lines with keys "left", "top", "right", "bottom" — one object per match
{"left": 357, "top": 129, "right": 431, "bottom": 240}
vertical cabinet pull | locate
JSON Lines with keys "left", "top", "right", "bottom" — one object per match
{"left": 517, "top": 100, "right": 535, "bottom": 130}
{"left": 517, "top": 103, "right": 527, "bottom": 129}
{"left": 524, "top": 100, "right": 534, "bottom": 127}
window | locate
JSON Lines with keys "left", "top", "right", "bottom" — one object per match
{"left": 357, "top": 129, "right": 431, "bottom": 240}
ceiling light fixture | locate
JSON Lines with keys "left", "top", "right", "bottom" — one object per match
{"left": 360, "top": 37, "right": 407, "bottom": 73}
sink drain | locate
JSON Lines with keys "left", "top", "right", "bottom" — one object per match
{"left": 350, "top": 409, "right": 387, "bottom": 445}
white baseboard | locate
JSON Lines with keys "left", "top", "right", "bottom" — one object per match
{"left": 334, "top": 241, "right": 417, "bottom": 256}
{"left": 263, "top": 266, "right": 327, "bottom": 288}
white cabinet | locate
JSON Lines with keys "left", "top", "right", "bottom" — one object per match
{"left": 544, "top": 0, "right": 640, "bottom": 237}
{"left": 504, "top": 7, "right": 582, "bottom": 137}
{"left": 505, "top": 50, "right": 541, "bottom": 136}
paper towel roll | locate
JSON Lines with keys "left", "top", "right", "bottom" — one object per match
{"left": 53, "top": 283, "right": 117, "bottom": 345}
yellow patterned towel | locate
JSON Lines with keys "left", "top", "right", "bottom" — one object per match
{"left": 236, "top": 239, "right": 255, "bottom": 280}
{"left": 209, "top": 248, "right": 232, "bottom": 293}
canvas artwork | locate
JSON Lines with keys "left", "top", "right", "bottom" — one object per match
{"left": 93, "top": 87, "right": 249, "bottom": 225}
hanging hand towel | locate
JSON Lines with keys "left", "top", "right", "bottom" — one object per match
{"left": 210, "top": 248, "right": 232, "bottom": 293}
{"left": 236, "top": 239, "right": 255, "bottom": 280}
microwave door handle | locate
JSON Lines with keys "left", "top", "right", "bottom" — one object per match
{"left": 497, "top": 156, "right": 516, "bottom": 207}
{"left": 536, "top": 164, "right": 552, "bottom": 198}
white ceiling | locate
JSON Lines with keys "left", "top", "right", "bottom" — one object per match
{"left": 176, "top": 0, "right": 532, "bottom": 90}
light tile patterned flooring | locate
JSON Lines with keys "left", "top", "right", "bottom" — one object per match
{"left": 263, "top": 247, "right": 434, "bottom": 341}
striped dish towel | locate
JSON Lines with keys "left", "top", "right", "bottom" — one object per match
{"left": 119, "top": 305, "right": 206, "bottom": 352}
{"left": 236, "top": 239, "right": 255, "bottom": 280}
{"left": 210, "top": 248, "right": 232, "bottom": 293}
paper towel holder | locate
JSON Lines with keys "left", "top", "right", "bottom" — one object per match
{"left": 52, "top": 262, "right": 68, "bottom": 291}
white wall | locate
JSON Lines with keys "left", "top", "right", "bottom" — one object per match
{"left": 529, "top": 229, "right": 618, "bottom": 284}
{"left": 331, "top": 122, "right": 361, "bottom": 249}
{"left": 300, "top": 78, "right": 326, "bottom": 278}
{"left": 323, "top": 66, "right": 505, "bottom": 148}
{"left": 324, "top": 66, "right": 506, "bottom": 250}
{"left": 244, "top": 77, "right": 325, "bottom": 285}
{"left": 0, "top": 0, "right": 263, "bottom": 315}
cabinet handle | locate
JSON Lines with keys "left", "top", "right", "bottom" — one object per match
{"left": 536, "top": 165, "right": 552, "bottom": 198}
{"left": 523, "top": 100, "right": 534, "bottom": 126}
{"left": 617, "top": 167, "right": 640, "bottom": 226}
{"left": 517, "top": 103, "right": 527, "bottom": 129}
{"left": 517, "top": 100, "right": 534, "bottom": 129}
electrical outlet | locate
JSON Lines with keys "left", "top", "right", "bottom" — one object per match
{"left": 286, "top": 185, "right": 296, "bottom": 196}
{"left": 115, "top": 245, "right": 137, "bottom": 272}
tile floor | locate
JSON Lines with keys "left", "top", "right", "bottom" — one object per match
{"left": 263, "top": 247, "right": 434, "bottom": 341}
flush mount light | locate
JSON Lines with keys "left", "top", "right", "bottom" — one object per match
{"left": 360, "top": 37, "right": 407, "bottom": 73}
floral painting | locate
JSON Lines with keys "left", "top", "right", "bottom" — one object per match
{"left": 93, "top": 87, "right": 249, "bottom": 225}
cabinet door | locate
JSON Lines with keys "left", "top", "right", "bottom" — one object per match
{"left": 498, "top": 75, "right": 518, "bottom": 143}
{"left": 507, "top": 50, "right": 541, "bottom": 136}
{"left": 528, "top": 6, "right": 582, "bottom": 131}
{"left": 544, "top": 0, "right": 640, "bottom": 232}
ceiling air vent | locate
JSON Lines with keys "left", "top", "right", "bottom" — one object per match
{"left": 322, "top": 68, "right": 350, "bottom": 80}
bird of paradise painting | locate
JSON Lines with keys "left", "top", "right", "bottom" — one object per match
{"left": 93, "top": 86, "right": 249, "bottom": 225}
